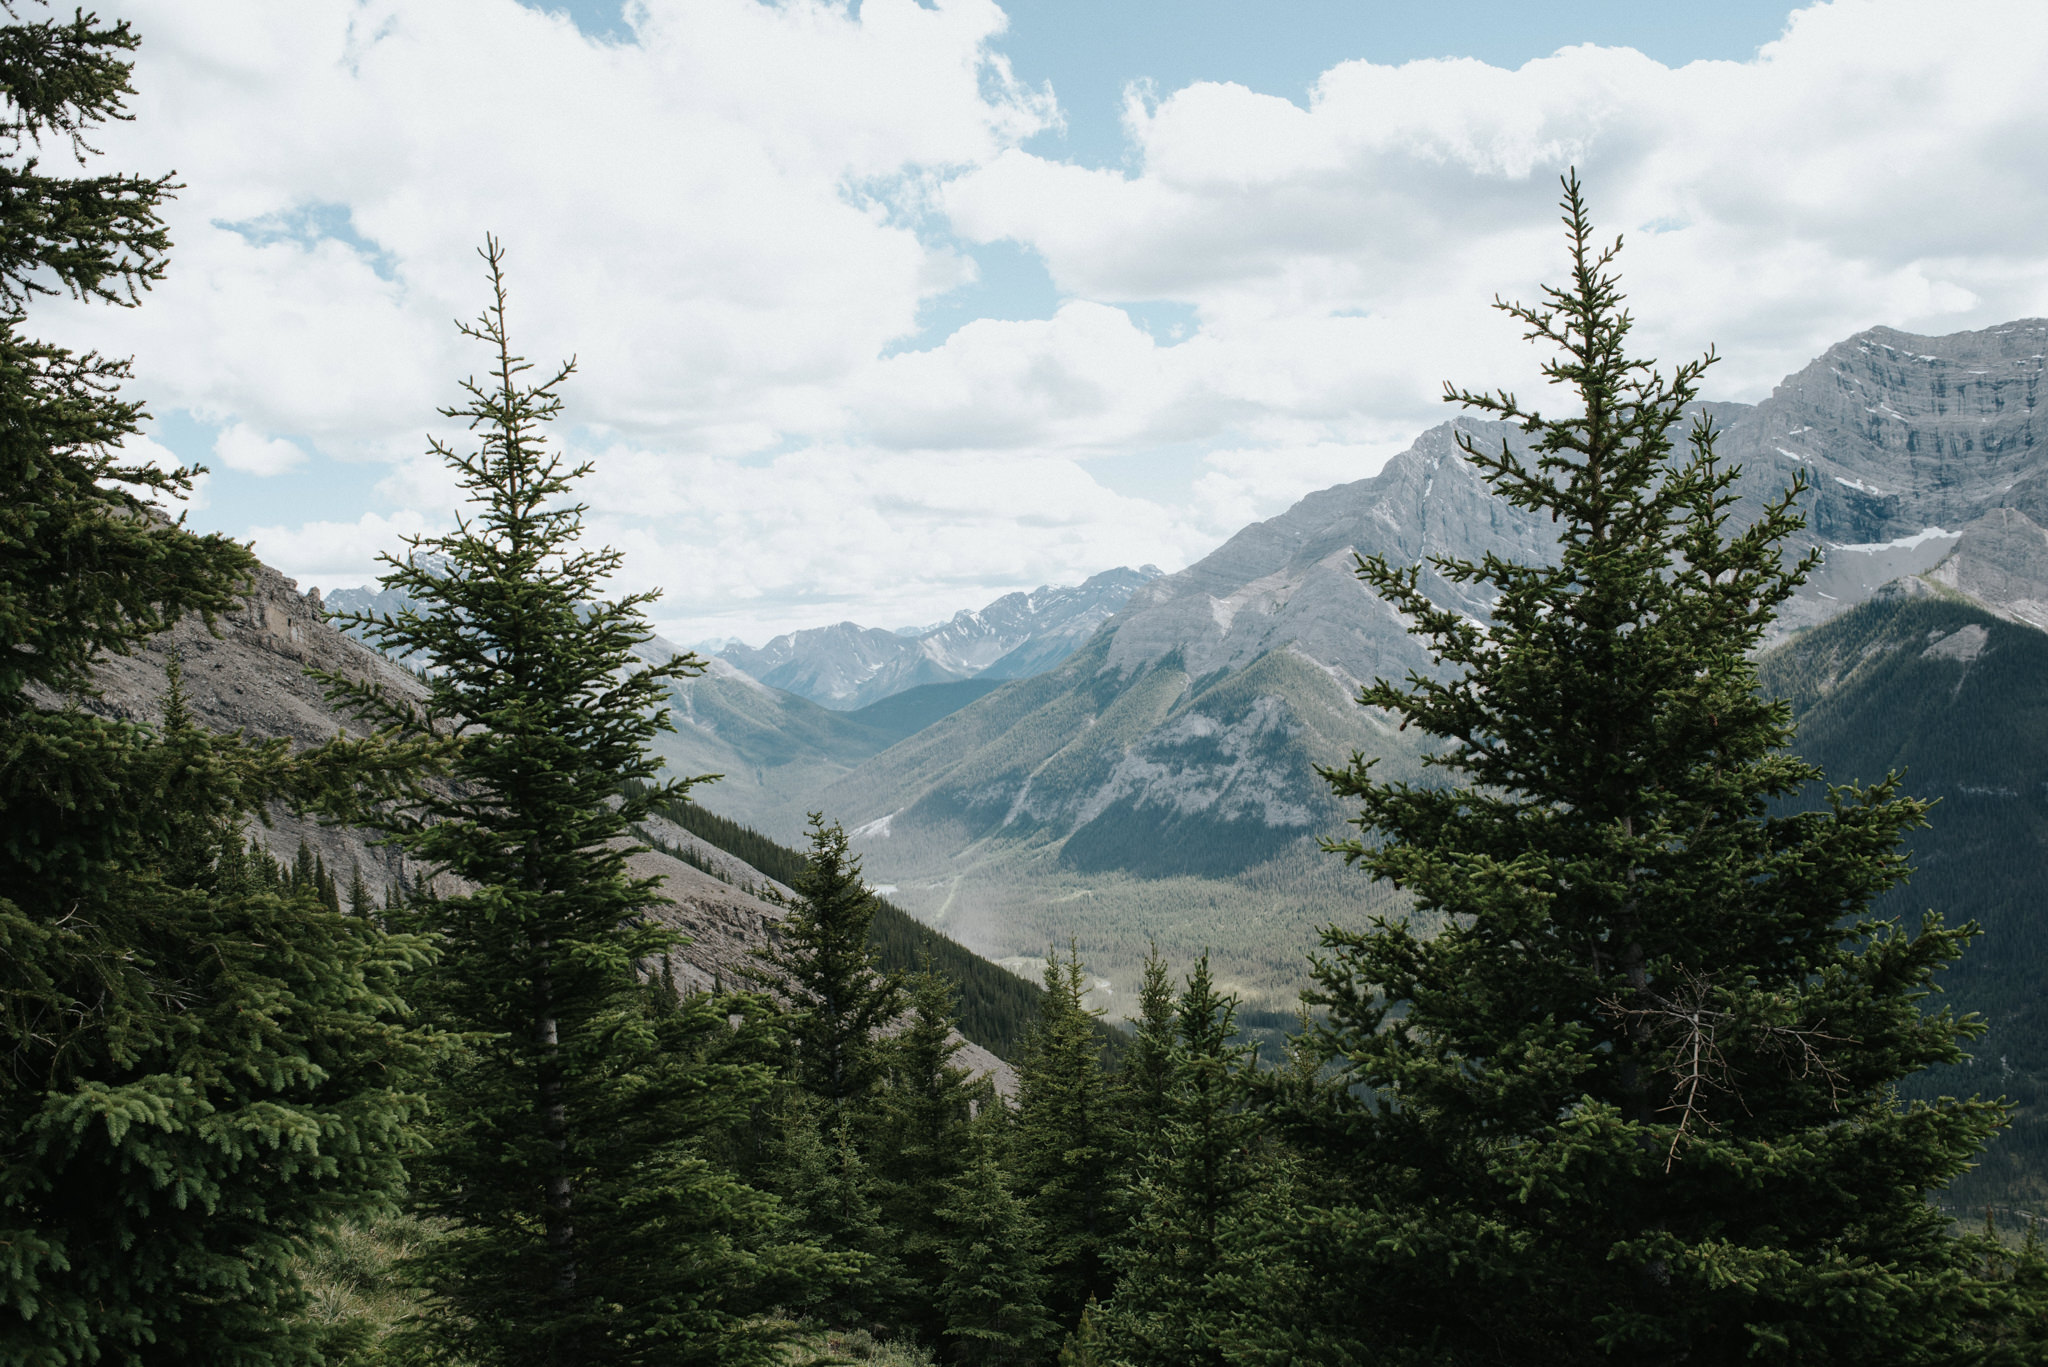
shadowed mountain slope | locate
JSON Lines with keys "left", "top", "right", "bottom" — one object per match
{"left": 1758, "top": 591, "right": 2048, "bottom": 1216}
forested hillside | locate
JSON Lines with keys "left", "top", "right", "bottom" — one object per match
{"left": 10, "top": 6, "right": 2048, "bottom": 1358}
{"left": 645, "top": 793, "right": 1052, "bottom": 1061}
{"left": 1759, "top": 590, "right": 2048, "bottom": 1214}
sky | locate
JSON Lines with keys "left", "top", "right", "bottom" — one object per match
{"left": 35, "top": 0, "right": 2048, "bottom": 644}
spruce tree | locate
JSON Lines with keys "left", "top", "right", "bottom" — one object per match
{"left": 757, "top": 1093, "right": 899, "bottom": 1333}
{"left": 1284, "top": 175, "right": 2044, "bottom": 1360}
{"left": 755, "top": 814, "right": 906, "bottom": 1118}
{"left": 1114, "top": 945, "right": 1177, "bottom": 1165}
{"left": 1012, "top": 945, "right": 1119, "bottom": 1329}
{"left": 1099, "top": 957, "right": 1264, "bottom": 1367}
{"left": 872, "top": 968, "right": 987, "bottom": 1345}
{"left": 0, "top": 13, "right": 430, "bottom": 1362}
{"left": 936, "top": 1124, "right": 1059, "bottom": 1367}
{"left": 326, "top": 240, "right": 834, "bottom": 1365}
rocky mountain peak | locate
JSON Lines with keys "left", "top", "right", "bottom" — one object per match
{"left": 1103, "top": 419, "right": 1554, "bottom": 684}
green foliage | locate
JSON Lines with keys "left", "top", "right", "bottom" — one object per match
{"left": 1757, "top": 594, "right": 2048, "bottom": 1215}
{"left": 325, "top": 241, "right": 827, "bottom": 1366}
{"left": 1286, "top": 175, "right": 2038, "bottom": 1360}
{"left": 1012, "top": 946, "right": 1120, "bottom": 1330}
{"left": 646, "top": 793, "right": 1048, "bottom": 1060}
{"left": 0, "top": 15, "right": 431, "bottom": 1362}
{"left": 1099, "top": 958, "right": 1266, "bottom": 1367}
{"left": 757, "top": 816, "right": 906, "bottom": 1113}
{"left": 756, "top": 1093, "right": 899, "bottom": 1334}
{"left": 935, "top": 1130, "right": 1058, "bottom": 1367}
{"left": 870, "top": 970, "right": 989, "bottom": 1346}
{"left": 1112, "top": 945, "right": 1176, "bottom": 1162}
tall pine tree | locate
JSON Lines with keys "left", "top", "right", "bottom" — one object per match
{"left": 1281, "top": 174, "right": 2045, "bottom": 1361}
{"left": 755, "top": 814, "right": 906, "bottom": 1118}
{"left": 326, "top": 240, "right": 835, "bottom": 1366}
{"left": 937, "top": 1118, "right": 1060, "bottom": 1367}
{"left": 872, "top": 967, "right": 989, "bottom": 1345}
{"left": 0, "top": 13, "right": 430, "bottom": 1362}
{"left": 1012, "top": 945, "right": 1119, "bottom": 1331}
{"left": 1100, "top": 956, "right": 1266, "bottom": 1367}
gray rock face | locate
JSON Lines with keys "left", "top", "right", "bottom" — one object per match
{"left": 1104, "top": 420, "right": 1553, "bottom": 687}
{"left": 824, "top": 421, "right": 1554, "bottom": 887}
{"left": 719, "top": 566, "right": 1163, "bottom": 710}
{"left": 1710, "top": 320, "right": 2048, "bottom": 634}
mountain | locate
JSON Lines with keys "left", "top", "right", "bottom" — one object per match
{"left": 814, "top": 418, "right": 1552, "bottom": 1008}
{"left": 809, "top": 318, "right": 2048, "bottom": 1025}
{"left": 717, "top": 565, "right": 1163, "bottom": 710}
{"left": 1710, "top": 320, "right": 2048, "bottom": 636}
{"left": 319, "top": 576, "right": 1031, "bottom": 836}
{"left": 1756, "top": 589, "right": 2048, "bottom": 1215}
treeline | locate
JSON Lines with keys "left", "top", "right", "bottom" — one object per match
{"left": 9, "top": 19, "right": 2048, "bottom": 1364}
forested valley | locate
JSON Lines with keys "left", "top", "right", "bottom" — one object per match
{"left": 8, "top": 12, "right": 2048, "bottom": 1366}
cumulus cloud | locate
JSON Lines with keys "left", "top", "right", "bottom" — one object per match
{"left": 119, "top": 431, "right": 208, "bottom": 511}
{"left": 945, "top": 1, "right": 2048, "bottom": 412}
{"left": 30, "top": 0, "right": 2048, "bottom": 640}
{"left": 213, "top": 423, "right": 309, "bottom": 476}
{"left": 243, "top": 509, "right": 440, "bottom": 594}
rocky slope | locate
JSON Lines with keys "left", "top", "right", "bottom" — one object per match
{"left": 64, "top": 556, "right": 1016, "bottom": 1089}
{"left": 719, "top": 566, "right": 1163, "bottom": 710}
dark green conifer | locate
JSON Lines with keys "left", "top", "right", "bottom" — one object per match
{"left": 347, "top": 862, "right": 373, "bottom": 917}
{"left": 0, "top": 13, "right": 429, "bottom": 1361}
{"left": 1099, "top": 957, "right": 1264, "bottom": 1367}
{"left": 1113, "top": 945, "right": 1176, "bottom": 1180}
{"left": 936, "top": 1125, "right": 1059, "bottom": 1366}
{"left": 1283, "top": 174, "right": 2046, "bottom": 1359}
{"left": 325, "top": 240, "right": 832, "bottom": 1366}
{"left": 1012, "top": 944, "right": 1118, "bottom": 1328}
{"left": 872, "top": 968, "right": 987, "bottom": 1344}
{"left": 758, "top": 1094, "right": 899, "bottom": 1332}
{"left": 755, "top": 814, "right": 906, "bottom": 1118}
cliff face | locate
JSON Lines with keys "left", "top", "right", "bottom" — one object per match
{"left": 1714, "top": 320, "right": 2048, "bottom": 633}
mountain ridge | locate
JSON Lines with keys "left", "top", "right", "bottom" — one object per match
{"left": 719, "top": 565, "right": 1164, "bottom": 710}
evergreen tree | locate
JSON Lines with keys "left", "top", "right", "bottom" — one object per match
{"left": 757, "top": 1093, "right": 899, "bottom": 1333}
{"left": 1114, "top": 944, "right": 1177, "bottom": 1163}
{"left": 1012, "top": 944, "right": 1119, "bottom": 1329}
{"left": 936, "top": 1124, "right": 1059, "bottom": 1367}
{"left": 347, "top": 861, "right": 374, "bottom": 917}
{"left": 872, "top": 967, "right": 987, "bottom": 1345}
{"left": 755, "top": 814, "right": 906, "bottom": 1118}
{"left": 325, "top": 240, "right": 832, "bottom": 1365}
{"left": 1099, "top": 957, "right": 1264, "bottom": 1367}
{"left": 0, "top": 14, "right": 430, "bottom": 1362}
{"left": 1281, "top": 175, "right": 2045, "bottom": 1360}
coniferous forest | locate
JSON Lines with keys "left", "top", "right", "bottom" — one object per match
{"left": 6, "top": 13, "right": 2048, "bottom": 1366}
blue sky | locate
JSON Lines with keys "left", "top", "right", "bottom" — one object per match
{"left": 536, "top": 0, "right": 1803, "bottom": 354}
{"left": 44, "top": 1, "right": 2048, "bottom": 641}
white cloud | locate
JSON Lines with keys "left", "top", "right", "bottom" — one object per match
{"left": 212, "top": 423, "right": 308, "bottom": 476}
{"left": 244, "top": 509, "right": 439, "bottom": 593}
{"left": 29, "top": 0, "right": 2048, "bottom": 641}
{"left": 944, "top": 1, "right": 2048, "bottom": 412}
{"left": 118, "top": 431, "right": 208, "bottom": 511}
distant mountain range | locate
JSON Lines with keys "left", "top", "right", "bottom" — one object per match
{"left": 791, "top": 319, "right": 2048, "bottom": 1014}
{"left": 717, "top": 566, "right": 1163, "bottom": 710}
